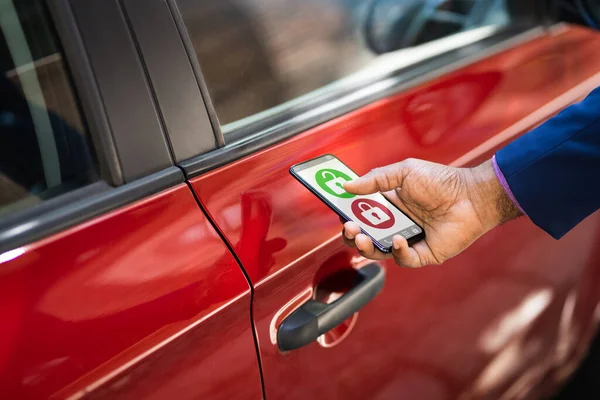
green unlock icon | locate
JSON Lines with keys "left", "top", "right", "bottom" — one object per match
{"left": 315, "top": 169, "right": 355, "bottom": 198}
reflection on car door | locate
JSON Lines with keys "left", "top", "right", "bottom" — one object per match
{"left": 0, "top": 186, "right": 262, "bottom": 399}
{"left": 189, "top": 26, "right": 600, "bottom": 399}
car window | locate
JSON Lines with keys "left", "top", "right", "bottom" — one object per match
{"left": 176, "top": 0, "right": 514, "bottom": 133}
{"left": 0, "top": 0, "right": 97, "bottom": 215}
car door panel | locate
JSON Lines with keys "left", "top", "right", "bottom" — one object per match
{"left": 0, "top": 185, "right": 262, "bottom": 399}
{"left": 189, "top": 25, "right": 600, "bottom": 399}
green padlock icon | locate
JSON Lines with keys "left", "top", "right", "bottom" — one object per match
{"left": 315, "top": 168, "right": 355, "bottom": 198}
{"left": 321, "top": 170, "right": 346, "bottom": 195}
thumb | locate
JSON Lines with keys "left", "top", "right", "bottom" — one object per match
{"left": 344, "top": 163, "right": 405, "bottom": 195}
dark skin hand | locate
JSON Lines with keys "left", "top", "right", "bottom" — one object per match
{"left": 341, "top": 158, "right": 522, "bottom": 268}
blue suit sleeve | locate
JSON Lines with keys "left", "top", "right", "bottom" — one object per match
{"left": 495, "top": 86, "right": 600, "bottom": 239}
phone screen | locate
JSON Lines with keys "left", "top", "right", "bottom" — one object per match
{"left": 292, "top": 155, "right": 423, "bottom": 248}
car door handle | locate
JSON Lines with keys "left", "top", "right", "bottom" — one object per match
{"left": 277, "top": 263, "right": 385, "bottom": 351}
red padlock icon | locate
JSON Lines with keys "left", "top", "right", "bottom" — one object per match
{"left": 357, "top": 202, "right": 390, "bottom": 225}
{"left": 351, "top": 199, "right": 395, "bottom": 229}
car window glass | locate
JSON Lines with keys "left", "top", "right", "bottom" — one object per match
{"left": 0, "top": 0, "right": 97, "bottom": 215}
{"left": 176, "top": 0, "right": 514, "bottom": 132}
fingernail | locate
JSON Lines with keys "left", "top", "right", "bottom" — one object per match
{"left": 393, "top": 235, "right": 401, "bottom": 250}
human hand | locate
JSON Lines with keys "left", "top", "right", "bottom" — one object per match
{"left": 342, "top": 158, "right": 521, "bottom": 268}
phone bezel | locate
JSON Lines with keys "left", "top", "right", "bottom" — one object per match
{"left": 290, "top": 154, "right": 425, "bottom": 253}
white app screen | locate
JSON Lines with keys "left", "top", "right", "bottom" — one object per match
{"left": 295, "top": 156, "right": 421, "bottom": 246}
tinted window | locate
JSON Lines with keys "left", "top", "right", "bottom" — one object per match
{"left": 177, "top": 0, "right": 513, "bottom": 130}
{"left": 0, "top": 0, "right": 97, "bottom": 215}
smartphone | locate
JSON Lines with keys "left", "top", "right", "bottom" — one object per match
{"left": 290, "top": 154, "right": 425, "bottom": 253}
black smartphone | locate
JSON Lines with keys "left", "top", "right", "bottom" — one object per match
{"left": 290, "top": 154, "right": 425, "bottom": 253}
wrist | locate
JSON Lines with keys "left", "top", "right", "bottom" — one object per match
{"left": 463, "top": 159, "right": 522, "bottom": 232}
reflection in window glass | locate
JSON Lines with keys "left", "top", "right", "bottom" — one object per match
{"left": 177, "top": 0, "right": 513, "bottom": 129}
{"left": 0, "top": 0, "right": 97, "bottom": 215}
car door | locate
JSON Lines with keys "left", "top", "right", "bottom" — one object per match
{"left": 0, "top": 1, "right": 262, "bottom": 398}
{"left": 153, "top": 1, "right": 600, "bottom": 400}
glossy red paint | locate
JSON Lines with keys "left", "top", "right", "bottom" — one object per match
{"left": 0, "top": 185, "right": 262, "bottom": 399}
{"left": 190, "top": 26, "right": 600, "bottom": 399}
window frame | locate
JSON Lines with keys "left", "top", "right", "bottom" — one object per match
{"left": 120, "top": 0, "right": 222, "bottom": 163}
{"left": 149, "top": 0, "right": 555, "bottom": 176}
{"left": 0, "top": 0, "right": 183, "bottom": 254}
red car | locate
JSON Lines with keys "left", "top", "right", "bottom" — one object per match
{"left": 1, "top": 0, "right": 600, "bottom": 398}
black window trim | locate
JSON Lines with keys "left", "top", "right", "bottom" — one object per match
{"left": 66, "top": 0, "right": 174, "bottom": 183}
{"left": 166, "top": 0, "right": 225, "bottom": 148}
{"left": 0, "top": 0, "right": 186, "bottom": 254}
{"left": 119, "top": 0, "right": 221, "bottom": 163}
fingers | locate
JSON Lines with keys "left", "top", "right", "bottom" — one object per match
{"left": 342, "top": 222, "right": 427, "bottom": 267}
{"left": 342, "top": 221, "right": 361, "bottom": 248}
{"left": 354, "top": 234, "right": 390, "bottom": 260}
{"left": 343, "top": 162, "right": 407, "bottom": 195}
{"left": 391, "top": 235, "right": 424, "bottom": 268}
{"left": 343, "top": 221, "right": 361, "bottom": 238}
{"left": 341, "top": 221, "right": 389, "bottom": 260}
